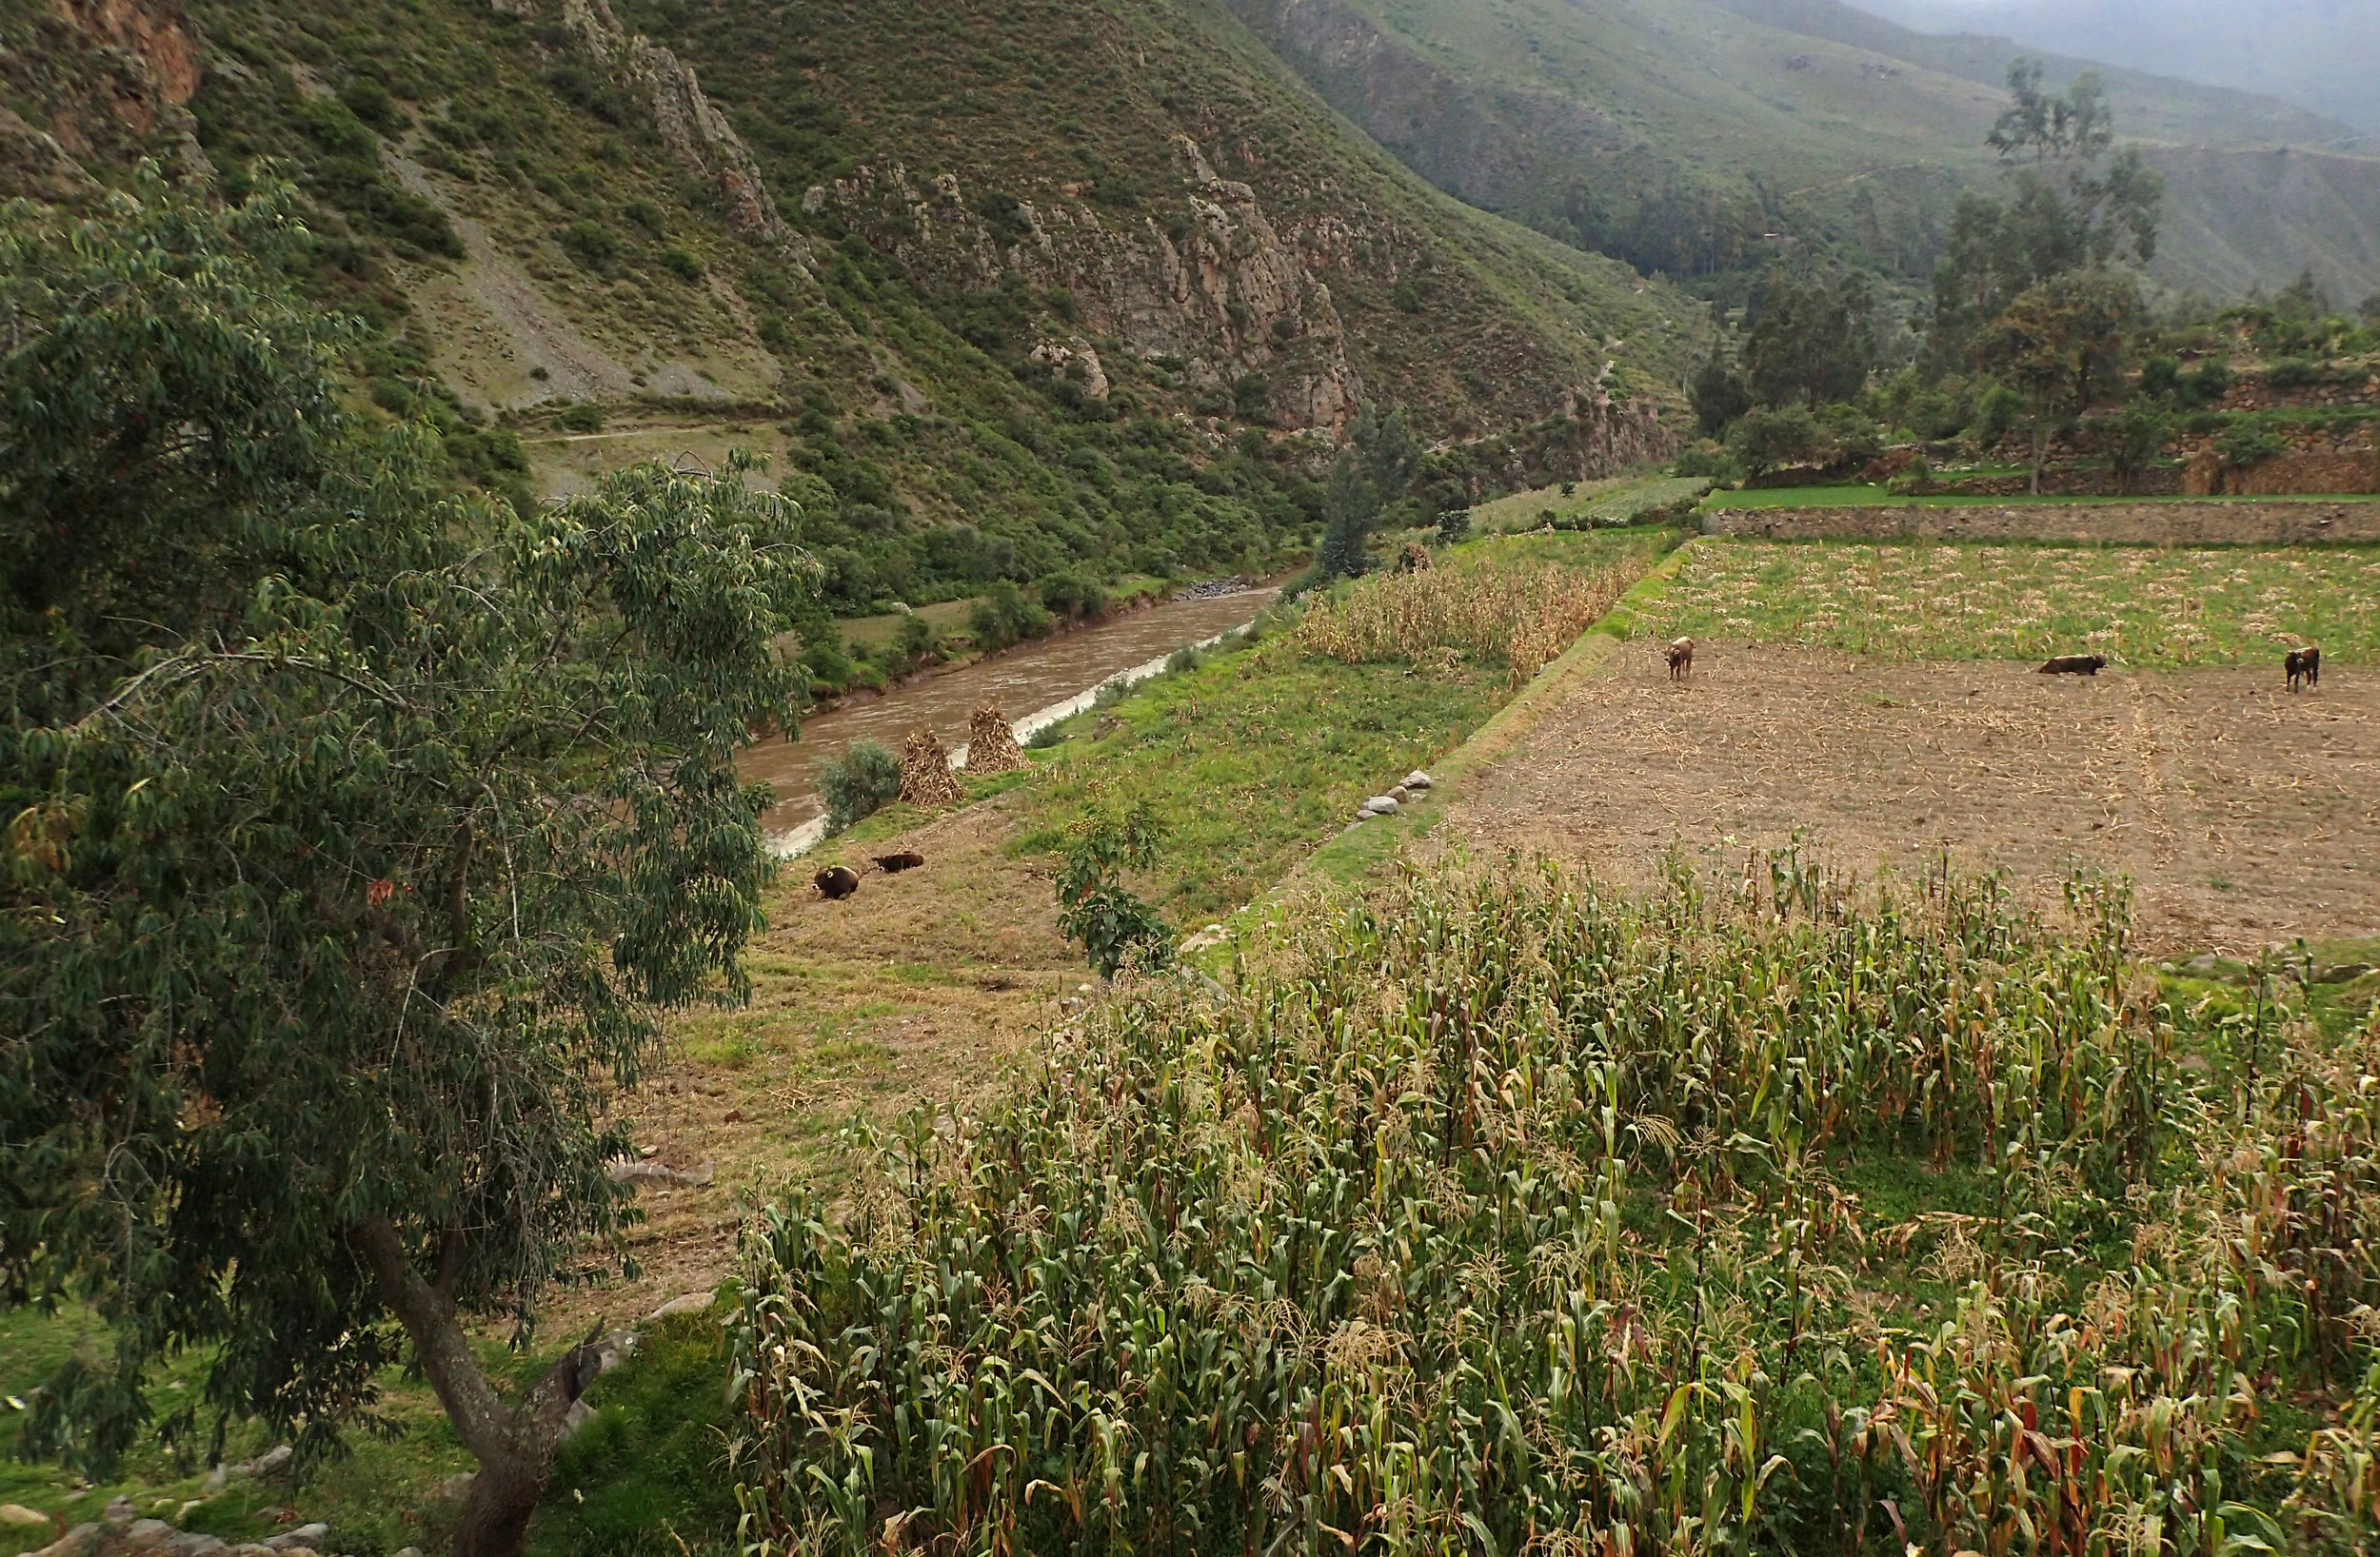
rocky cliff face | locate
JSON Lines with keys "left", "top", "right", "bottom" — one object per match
{"left": 495, "top": 0, "right": 798, "bottom": 250}
{"left": 803, "top": 137, "right": 1363, "bottom": 433}
{"left": 0, "top": 0, "right": 206, "bottom": 197}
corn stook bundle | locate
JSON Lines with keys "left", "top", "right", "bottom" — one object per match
{"left": 962, "top": 703, "right": 1027, "bottom": 774}
{"left": 733, "top": 855, "right": 2380, "bottom": 1555}
{"left": 896, "top": 727, "right": 963, "bottom": 808}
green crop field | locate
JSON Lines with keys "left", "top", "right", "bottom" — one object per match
{"left": 1654, "top": 538, "right": 2380, "bottom": 664}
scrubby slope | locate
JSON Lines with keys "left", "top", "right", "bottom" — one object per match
{"left": 2, "top": 0, "right": 1703, "bottom": 609}
{"left": 1221, "top": 0, "right": 2380, "bottom": 300}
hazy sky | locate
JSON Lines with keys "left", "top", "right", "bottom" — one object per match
{"left": 1855, "top": 0, "right": 2380, "bottom": 131}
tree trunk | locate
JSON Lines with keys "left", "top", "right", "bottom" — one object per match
{"left": 351, "top": 1219, "right": 580, "bottom": 1557}
{"left": 2030, "top": 420, "right": 2045, "bottom": 495}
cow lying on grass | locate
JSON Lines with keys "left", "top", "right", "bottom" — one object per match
{"left": 2287, "top": 645, "right": 2321, "bottom": 692}
{"left": 814, "top": 865, "right": 861, "bottom": 899}
{"left": 2038, "top": 655, "right": 2106, "bottom": 675}
{"left": 874, "top": 851, "right": 926, "bottom": 873}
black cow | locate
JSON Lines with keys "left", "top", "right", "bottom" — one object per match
{"left": 2038, "top": 655, "right": 2107, "bottom": 676}
{"left": 2286, "top": 644, "right": 2321, "bottom": 692}
{"left": 814, "top": 865, "right": 861, "bottom": 899}
{"left": 874, "top": 851, "right": 926, "bottom": 874}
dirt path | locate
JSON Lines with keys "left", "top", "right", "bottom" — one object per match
{"left": 1436, "top": 642, "right": 2380, "bottom": 955}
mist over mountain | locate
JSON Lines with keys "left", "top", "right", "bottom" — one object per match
{"left": 1854, "top": 0, "right": 2380, "bottom": 134}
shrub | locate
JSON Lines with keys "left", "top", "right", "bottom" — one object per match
{"left": 1973, "top": 383, "right": 2027, "bottom": 450}
{"left": 1035, "top": 570, "right": 1107, "bottom": 621}
{"left": 1671, "top": 441, "right": 1744, "bottom": 483}
{"left": 1049, "top": 798, "right": 1170, "bottom": 977}
{"left": 2176, "top": 360, "right": 2232, "bottom": 408}
{"left": 967, "top": 579, "right": 1052, "bottom": 649}
{"left": 560, "top": 220, "right": 618, "bottom": 270}
{"left": 1725, "top": 404, "right": 1826, "bottom": 476}
{"left": 1885, "top": 455, "right": 1933, "bottom": 497}
{"left": 336, "top": 78, "right": 408, "bottom": 135}
{"left": 1435, "top": 507, "right": 1473, "bottom": 544}
{"left": 817, "top": 739, "right": 901, "bottom": 832}
{"left": 660, "top": 246, "right": 703, "bottom": 282}
{"left": 2266, "top": 357, "right": 2318, "bottom": 389}
{"left": 557, "top": 403, "right": 604, "bottom": 433}
{"left": 1163, "top": 644, "right": 1203, "bottom": 675}
{"left": 893, "top": 612, "right": 938, "bottom": 668}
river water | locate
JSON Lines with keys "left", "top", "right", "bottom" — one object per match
{"left": 744, "top": 584, "right": 1280, "bottom": 853}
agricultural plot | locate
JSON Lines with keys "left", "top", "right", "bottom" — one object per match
{"left": 1655, "top": 539, "right": 2380, "bottom": 666}
{"left": 1442, "top": 539, "right": 2380, "bottom": 952}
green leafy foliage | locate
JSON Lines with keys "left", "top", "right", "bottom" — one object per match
{"left": 1050, "top": 798, "right": 1171, "bottom": 977}
{"left": 818, "top": 739, "right": 902, "bottom": 833}
{"left": 1, "top": 179, "right": 807, "bottom": 1556}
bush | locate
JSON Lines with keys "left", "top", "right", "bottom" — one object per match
{"left": 1973, "top": 384, "right": 2027, "bottom": 451}
{"left": 817, "top": 739, "right": 901, "bottom": 832}
{"left": 1885, "top": 455, "right": 1933, "bottom": 497}
{"left": 1035, "top": 570, "right": 1107, "bottom": 621}
{"left": 557, "top": 403, "right": 604, "bottom": 433}
{"left": 2266, "top": 358, "right": 2318, "bottom": 390}
{"left": 560, "top": 220, "right": 618, "bottom": 270}
{"left": 1164, "top": 644, "right": 1203, "bottom": 675}
{"left": 337, "top": 79, "right": 409, "bottom": 135}
{"left": 1050, "top": 799, "right": 1171, "bottom": 977}
{"left": 1724, "top": 404, "right": 1826, "bottom": 477}
{"left": 1671, "top": 441, "right": 1742, "bottom": 484}
{"left": 2137, "top": 355, "right": 2181, "bottom": 400}
{"left": 967, "top": 579, "right": 1053, "bottom": 649}
{"left": 1436, "top": 507, "right": 1473, "bottom": 544}
{"left": 894, "top": 612, "right": 938, "bottom": 668}
{"left": 660, "top": 246, "right": 703, "bottom": 282}
{"left": 2176, "top": 360, "right": 2232, "bottom": 409}
{"left": 1024, "top": 721, "right": 1068, "bottom": 750}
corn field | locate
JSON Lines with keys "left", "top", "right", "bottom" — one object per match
{"left": 729, "top": 859, "right": 2380, "bottom": 1556}
{"left": 1298, "top": 562, "right": 1631, "bottom": 684}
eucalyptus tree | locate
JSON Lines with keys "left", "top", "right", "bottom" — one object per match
{"left": 1, "top": 176, "right": 809, "bottom": 1556}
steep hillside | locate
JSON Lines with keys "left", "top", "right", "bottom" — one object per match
{"left": 2, "top": 0, "right": 1699, "bottom": 612}
{"left": 1220, "top": 0, "right": 2380, "bottom": 301}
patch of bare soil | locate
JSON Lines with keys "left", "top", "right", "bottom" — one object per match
{"left": 1438, "top": 643, "right": 2380, "bottom": 956}
{"left": 541, "top": 794, "right": 1080, "bottom": 1333}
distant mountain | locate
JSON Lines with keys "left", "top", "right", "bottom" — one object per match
{"left": 1221, "top": 0, "right": 2380, "bottom": 302}
{"left": 1853, "top": 0, "right": 2380, "bottom": 135}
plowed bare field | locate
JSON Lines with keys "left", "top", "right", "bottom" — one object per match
{"left": 1439, "top": 643, "right": 2380, "bottom": 954}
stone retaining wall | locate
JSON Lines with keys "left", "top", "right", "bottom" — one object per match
{"left": 1699, "top": 499, "right": 2380, "bottom": 545}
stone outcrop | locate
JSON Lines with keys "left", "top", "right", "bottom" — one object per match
{"left": 803, "top": 141, "right": 1363, "bottom": 433}
{"left": 0, "top": 0, "right": 205, "bottom": 196}
{"left": 495, "top": 0, "right": 795, "bottom": 248}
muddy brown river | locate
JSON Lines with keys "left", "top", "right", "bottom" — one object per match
{"left": 743, "top": 584, "right": 1279, "bottom": 851}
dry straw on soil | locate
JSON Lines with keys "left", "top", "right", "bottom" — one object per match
{"left": 1299, "top": 561, "right": 1628, "bottom": 684}
{"left": 962, "top": 704, "right": 1027, "bottom": 774}
{"left": 898, "top": 728, "right": 964, "bottom": 808}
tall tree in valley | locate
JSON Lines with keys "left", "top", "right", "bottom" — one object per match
{"left": 1933, "top": 61, "right": 2162, "bottom": 369}
{"left": 1744, "top": 271, "right": 1878, "bottom": 410}
{"left": 1980, "top": 269, "right": 2143, "bottom": 491}
{"left": 1, "top": 178, "right": 810, "bottom": 1557}
{"left": 1314, "top": 402, "right": 1420, "bottom": 581}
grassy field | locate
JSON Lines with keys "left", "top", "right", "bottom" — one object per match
{"left": 1653, "top": 538, "right": 2380, "bottom": 664}
{"left": 1007, "top": 527, "right": 1676, "bottom": 924}
{"left": 1471, "top": 474, "right": 1710, "bottom": 532}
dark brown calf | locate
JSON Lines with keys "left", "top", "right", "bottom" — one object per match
{"left": 2038, "top": 655, "right": 2106, "bottom": 675}
{"left": 814, "top": 865, "right": 861, "bottom": 899}
{"left": 2286, "top": 645, "right": 2321, "bottom": 692}
{"left": 874, "top": 852, "right": 926, "bottom": 873}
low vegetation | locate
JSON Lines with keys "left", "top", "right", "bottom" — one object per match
{"left": 1657, "top": 539, "right": 2380, "bottom": 665}
{"left": 729, "top": 858, "right": 2380, "bottom": 1553}
{"left": 1299, "top": 557, "right": 1632, "bottom": 685}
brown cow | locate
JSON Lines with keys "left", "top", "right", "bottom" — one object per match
{"left": 2038, "top": 655, "right": 2107, "bottom": 675}
{"left": 814, "top": 865, "right": 861, "bottom": 899}
{"left": 2286, "top": 644, "right": 2321, "bottom": 692}
{"left": 874, "top": 851, "right": 926, "bottom": 874}
{"left": 1665, "top": 638, "right": 1695, "bottom": 681}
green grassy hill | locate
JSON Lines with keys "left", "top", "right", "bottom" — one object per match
{"left": 1, "top": 0, "right": 1704, "bottom": 617}
{"left": 1221, "top": 0, "right": 2380, "bottom": 302}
